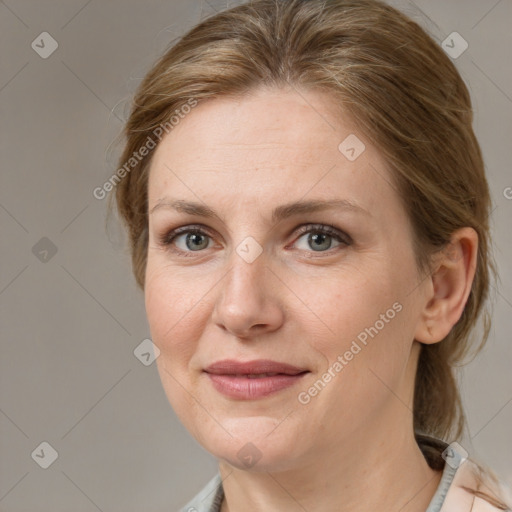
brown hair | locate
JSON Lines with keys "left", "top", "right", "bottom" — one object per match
{"left": 108, "top": 0, "right": 508, "bottom": 506}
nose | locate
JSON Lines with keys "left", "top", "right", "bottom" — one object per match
{"left": 211, "top": 248, "right": 285, "bottom": 339}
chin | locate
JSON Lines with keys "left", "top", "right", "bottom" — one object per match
{"left": 195, "top": 416, "right": 304, "bottom": 472}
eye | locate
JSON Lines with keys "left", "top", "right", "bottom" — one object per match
{"left": 159, "top": 225, "right": 214, "bottom": 256}
{"left": 292, "top": 224, "right": 351, "bottom": 254}
{"left": 158, "top": 223, "right": 351, "bottom": 257}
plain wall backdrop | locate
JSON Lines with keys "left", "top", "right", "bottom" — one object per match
{"left": 1, "top": 0, "right": 511, "bottom": 510}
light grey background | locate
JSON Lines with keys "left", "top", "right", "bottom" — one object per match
{"left": 0, "top": 1, "right": 510, "bottom": 510}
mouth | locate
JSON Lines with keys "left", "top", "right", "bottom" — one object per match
{"left": 203, "top": 359, "right": 310, "bottom": 399}
{"left": 225, "top": 372, "right": 304, "bottom": 378}
{"left": 204, "top": 358, "right": 308, "bottom": 375}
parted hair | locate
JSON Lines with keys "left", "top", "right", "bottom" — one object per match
{"left": 109, "top": 0, "right": 509, "bottom": 507}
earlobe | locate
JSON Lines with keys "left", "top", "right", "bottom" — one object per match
{"left": 414, "top": 227, "right": 478, "bottom": 345}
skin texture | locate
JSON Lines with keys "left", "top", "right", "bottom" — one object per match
{"left": 144, "top": 85, "right": 478, "bottom": 512}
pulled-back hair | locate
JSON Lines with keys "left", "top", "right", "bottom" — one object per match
{"left": 108, "top": 0, "right": 509, "bottom": 506}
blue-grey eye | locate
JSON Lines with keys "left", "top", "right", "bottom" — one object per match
{"left": 176, "top": 231, "right": 211, "bottom": 251}
{"left": 294, "top": 228, "right": 345, "bottom": 252}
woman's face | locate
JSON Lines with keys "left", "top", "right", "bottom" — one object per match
{"left": 145, "top": 86, "right": 429, "bottom": 472}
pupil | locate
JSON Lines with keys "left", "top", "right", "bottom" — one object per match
{"left": 187, "top": 233, "right": 207, "bottom": 250}
{"left": 310, "top": 233, "right": 330, "bottom": 251}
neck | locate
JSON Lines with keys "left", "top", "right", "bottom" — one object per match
{"left": 219, "top": 425, "right": 442, "bottom": 512}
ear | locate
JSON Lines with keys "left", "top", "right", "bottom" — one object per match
{"left": 414, "top": 227, "right": 479, "bottom": 344}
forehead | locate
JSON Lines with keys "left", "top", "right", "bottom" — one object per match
{"left": 147, "top": 87, "right": 399, "bottom": 221}
{"left": 153, "top": 86, "right": 348, "bottom": 158}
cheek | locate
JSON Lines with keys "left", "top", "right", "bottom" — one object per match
{"left": 144, "top": 266, "right": 207, "bottom": 429}
{"left": 144, "top": 263, "right": 202, "bottom": 368}
{"left": 305, "top": 261, "right": 416, "bottom": 395}
{"left": 306, "top": 269, "right": 398, "bottom": 353}
{"left": 300, "top": 296, "right": 412, "bottom": 437}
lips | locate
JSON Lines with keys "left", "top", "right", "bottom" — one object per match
{"left": 204, "top": 359, "right": 310, "bottom": 400}
{"left": 204, "top": 359, "right": 308, "bottom": 376}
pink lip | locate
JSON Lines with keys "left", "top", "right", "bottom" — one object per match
{"left": 204, "top": 359, "right": 309, "bottom": 400}
{"left": 205, "top": 359, "right": 307, "bottom": 375}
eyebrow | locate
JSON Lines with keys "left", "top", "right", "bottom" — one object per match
{"left": 149, "top": 198, "right": 371, "bottom": 223}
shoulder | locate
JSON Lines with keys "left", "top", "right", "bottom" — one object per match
{"left": 443, "top": 457, "right": 512, "bottom": 511}
{"left": 415, "top": 434, "right": 511, "bottom": 511}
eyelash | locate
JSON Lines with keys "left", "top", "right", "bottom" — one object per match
{"left": 157, "top": 223, "right": 352, "bottom": 258}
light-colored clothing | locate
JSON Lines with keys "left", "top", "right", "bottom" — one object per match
{"left": 178, "top": 435, "right": 511, "bottom": 511}
{"left": 179, "top": 472, "right": 223, "bottom": 512}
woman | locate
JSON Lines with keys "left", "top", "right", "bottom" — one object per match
{"left": 109, "top": 0, "right": 512, "bottom": 510}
